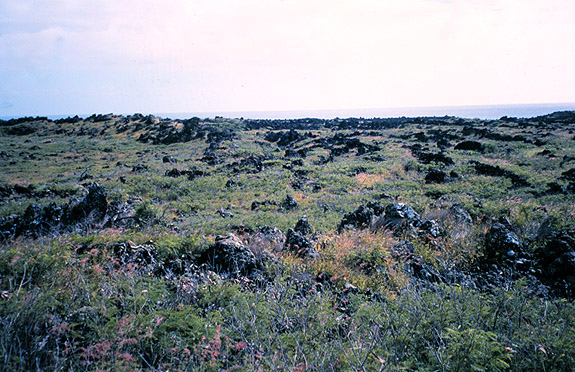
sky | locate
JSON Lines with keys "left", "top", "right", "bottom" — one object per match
{"left": 1, "top": 0, "right": 575, "bottom": 118}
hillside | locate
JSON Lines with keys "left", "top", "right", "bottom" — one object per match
{"left": 1, "top": 112, "right": 575, "bottom": 371}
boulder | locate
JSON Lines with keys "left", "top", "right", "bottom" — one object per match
{"left": 425, "top": 170, "right": 448, "bottom": 184}
{"left": 199, "top": 234, "right": 257, "bottom": 275}
{"left": 449, "top": 204, "right": 473, "bottom": 226}
{"left": 280, "top": 195, "right": 298, "bottom": 211}
{"left": 65, "top": 184, "right": 108, "bottom": 223}
{"left": 484, "top": 220, "right": 524, "bottom": 264}
{"left": 162, "top": 155, "right": 177, "bottom": 163}
{"left": 294, "top": 216, "right": 313, "bottom": 235}
{"left": 534, "top": 231, "right": 575, "bottom": 297}
{"left": 419, "top": 219, "right": 443, "bottom": 238}
{"left": 454, "top": 140, "right": 484, "bottom": 151}
{"left": 378, "top": 203, "right": 422, "bottom": 236}
{"left": 285, "top": 229, "right": 318, "bottom": 258}
{"left": 338, "top": 201, "right": 385, "bottom": 232}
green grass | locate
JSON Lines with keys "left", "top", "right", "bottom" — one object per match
{"left": 1, "top": 114, "right": 575, "bottom": 370}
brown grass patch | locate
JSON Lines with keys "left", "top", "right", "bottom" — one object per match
{"left": 355, "top": 172, "right": 389, "bottom": 188}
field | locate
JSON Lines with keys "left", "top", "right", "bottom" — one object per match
{"left": 1, "top": 111, "right": 575, "bottom": 371}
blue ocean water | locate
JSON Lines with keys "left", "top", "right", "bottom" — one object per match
{"left": 157, "top": 103, "right": 575, "bottom": 120}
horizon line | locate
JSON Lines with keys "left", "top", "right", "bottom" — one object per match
{"left": 2, "top": 101, "right": 575, "bottom": 121}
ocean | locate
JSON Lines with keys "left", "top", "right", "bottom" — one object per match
{"left": 3, "top": 103, "right": 575, "bottom": 121}
{"left": 156, "top": 103, "right": 575, "bottom": 120}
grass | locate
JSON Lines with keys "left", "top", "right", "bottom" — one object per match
{"left": 1, "top": 113, "right": 575, "bottom": 370}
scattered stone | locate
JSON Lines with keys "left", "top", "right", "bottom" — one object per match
{"left": 454, "top": 140, "right": 484, "bottom": 151}
{"left": 65, "top": 184, "right": 109, "bottom": 223}
{"left": 392, "top": 241, "right": 440, "bottom": 282}
{"left": 449, "top": 204, "right": 473, "bottom": 226}
{"left": 294, "top": 216, "right": 313, "bottom": 235}
{"left": 419, "top": 219, "right": 443, "bottom": 238}
{"left": 251, "top": 200, "right": 279, "bottom": 211}
{"left": 484, "top": 219, "right": 526, "bottom": 268}
{"left": 280, "top": 195, "right": 298, "bottom": 211}
{"left": 534, "top": 231, "right": 575, "bottom": 297}
{"left": 472, "top": 161, "right": 530, "bottom": 187}
{"left": 199, "top": 233, "right": 257, "bottom": 275}
{"left": 285, "top": 228, "right": 317, "bottom": 258}
{"left": 217, "top": 207, "right": 234, "bottom": 218}
{"left": 165, "top": 168, "right": 205, "bottom": 180}
{"left": 425, "top": 170, "right": 448, "bottom": 184}
{"left": 131, "top": 164, "right": 149, "bottom": 173}
{"left": 251, "top": 226, "right": 286, "bottom": 252}
{"left": 162, "top": 155, "right": 177, "bottom": 163}
{"left": 338, "top": 201, "right": 385, "bottom": 232}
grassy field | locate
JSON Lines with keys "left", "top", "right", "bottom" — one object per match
{"left": 1, "top": 112, "right": 575, "bottom": 371}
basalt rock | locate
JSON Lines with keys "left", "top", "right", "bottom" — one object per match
{"left": 472, "top": 161, "right": 530, "bottom": 188}
{"left": 483, "top": 219, "right": 531, "bottom": 272}
{"left": 378, "top": 203, "right": 422, "bottom": 235}
{"left": 338, "top": 201, "right": 385, "bottom": 232}
{"left": 534, "top": 231, "right": 575, "bottom": 297}
{"left": 65, "top": 184, "right": 109, "bottom": 223}
{"left": 454, "top": 140, "right": 484, "bottom": 151}
{"left": 162, "top": 155, "right": 177, "bottom": 164}
{"left": 280, "top": 195, "right": 298, "bottom": 211}
{"left": 285, "top": 228, "right": 317, "bottom": 258}
{"left": 424, "top": 170, "right": 449, "bottom": 184}
{"left": 165, "top": 168, "right": 206, "bottom": 180}
{"left": 294, "top": 216, "right": 313, "bottom": 235}
{"left": 392, "top": 241, "right": 440, "bottom": 282}
{"left": 199, "top": 233, "right": 257, "bottom": 276}
{"left": 251, "top": 200, "right": 279, "bottom": 211}
{"left": 250, "top": 226, "right": 286, "bottom": 252}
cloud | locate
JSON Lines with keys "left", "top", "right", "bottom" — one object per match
{"left": 1, "top": 0, "right": 575, "bottom": 115}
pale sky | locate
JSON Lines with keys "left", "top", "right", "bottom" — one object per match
{"left": 1, "top": 0, "right": 574, "bottom": 117}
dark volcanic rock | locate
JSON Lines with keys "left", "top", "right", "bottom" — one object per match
{"left": 162, "top": 155, "right": 177, "bottom": 163}
{"left": 199, "top": 233, "right": 257, "bottom": 275}
{"left": 285, "top": 228, "right": 317, "bottom": 258}
{"left": 425, "top": 170, "right": 448, "bottom": 184}
{"left": 280, "top": 195, "right": 298, "bottom": 211}
{"left": 561, "top": 168, "right": 575, "bottom": 182}
{"left": 294, "top": 215, "right": 313, "bottom": 235}
{"left": 251, "top": 226, "right": 286, "bottom": 252}
{"left": 65, "top": 184, "right": 108, "bottom": 223}
{"left": 484, "top": 220, "right": 525, "bottom": 267}
{"left": 454, "top": 140, "right": 484, "bottom": 151}
{"left": 1, "top": 183, "right": 121, "bottom": 238}
{"left": 265, "top": 129, "right": 304, "bottom": 147}
{"left": 251, "top": 200, "right": 279, "bottom": 211}
{"left": 165, "top": 168, "right": 206, "bottom": 180}
{"left": 376, "top": 203, "right": 422, "bottom": 236}
{"left": 412, "top": 149, "right": 454, "bottom": 166}
{"left": 450, "top": 204, "right": 473, "bottom": 226}
{"left": 338, "top": 201, "right": 385, "bottom": 232}
{"left": 534, "top": 231, "right": 575, "bottom": 297}
{"left": 472, "top": 161, "right": 530, "bottom": 187}
{"left": 392, "top": 241, "right": 440, "bottom": 282}
{"left": 131, "top": 164, "right": 149, "bottom": 173}
{"left": 419, "top": 219, "right": 443, "bottom": 238}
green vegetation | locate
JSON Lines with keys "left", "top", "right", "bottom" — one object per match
{"left": 1, "top": 112, "right": 575, "bottom": 370}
